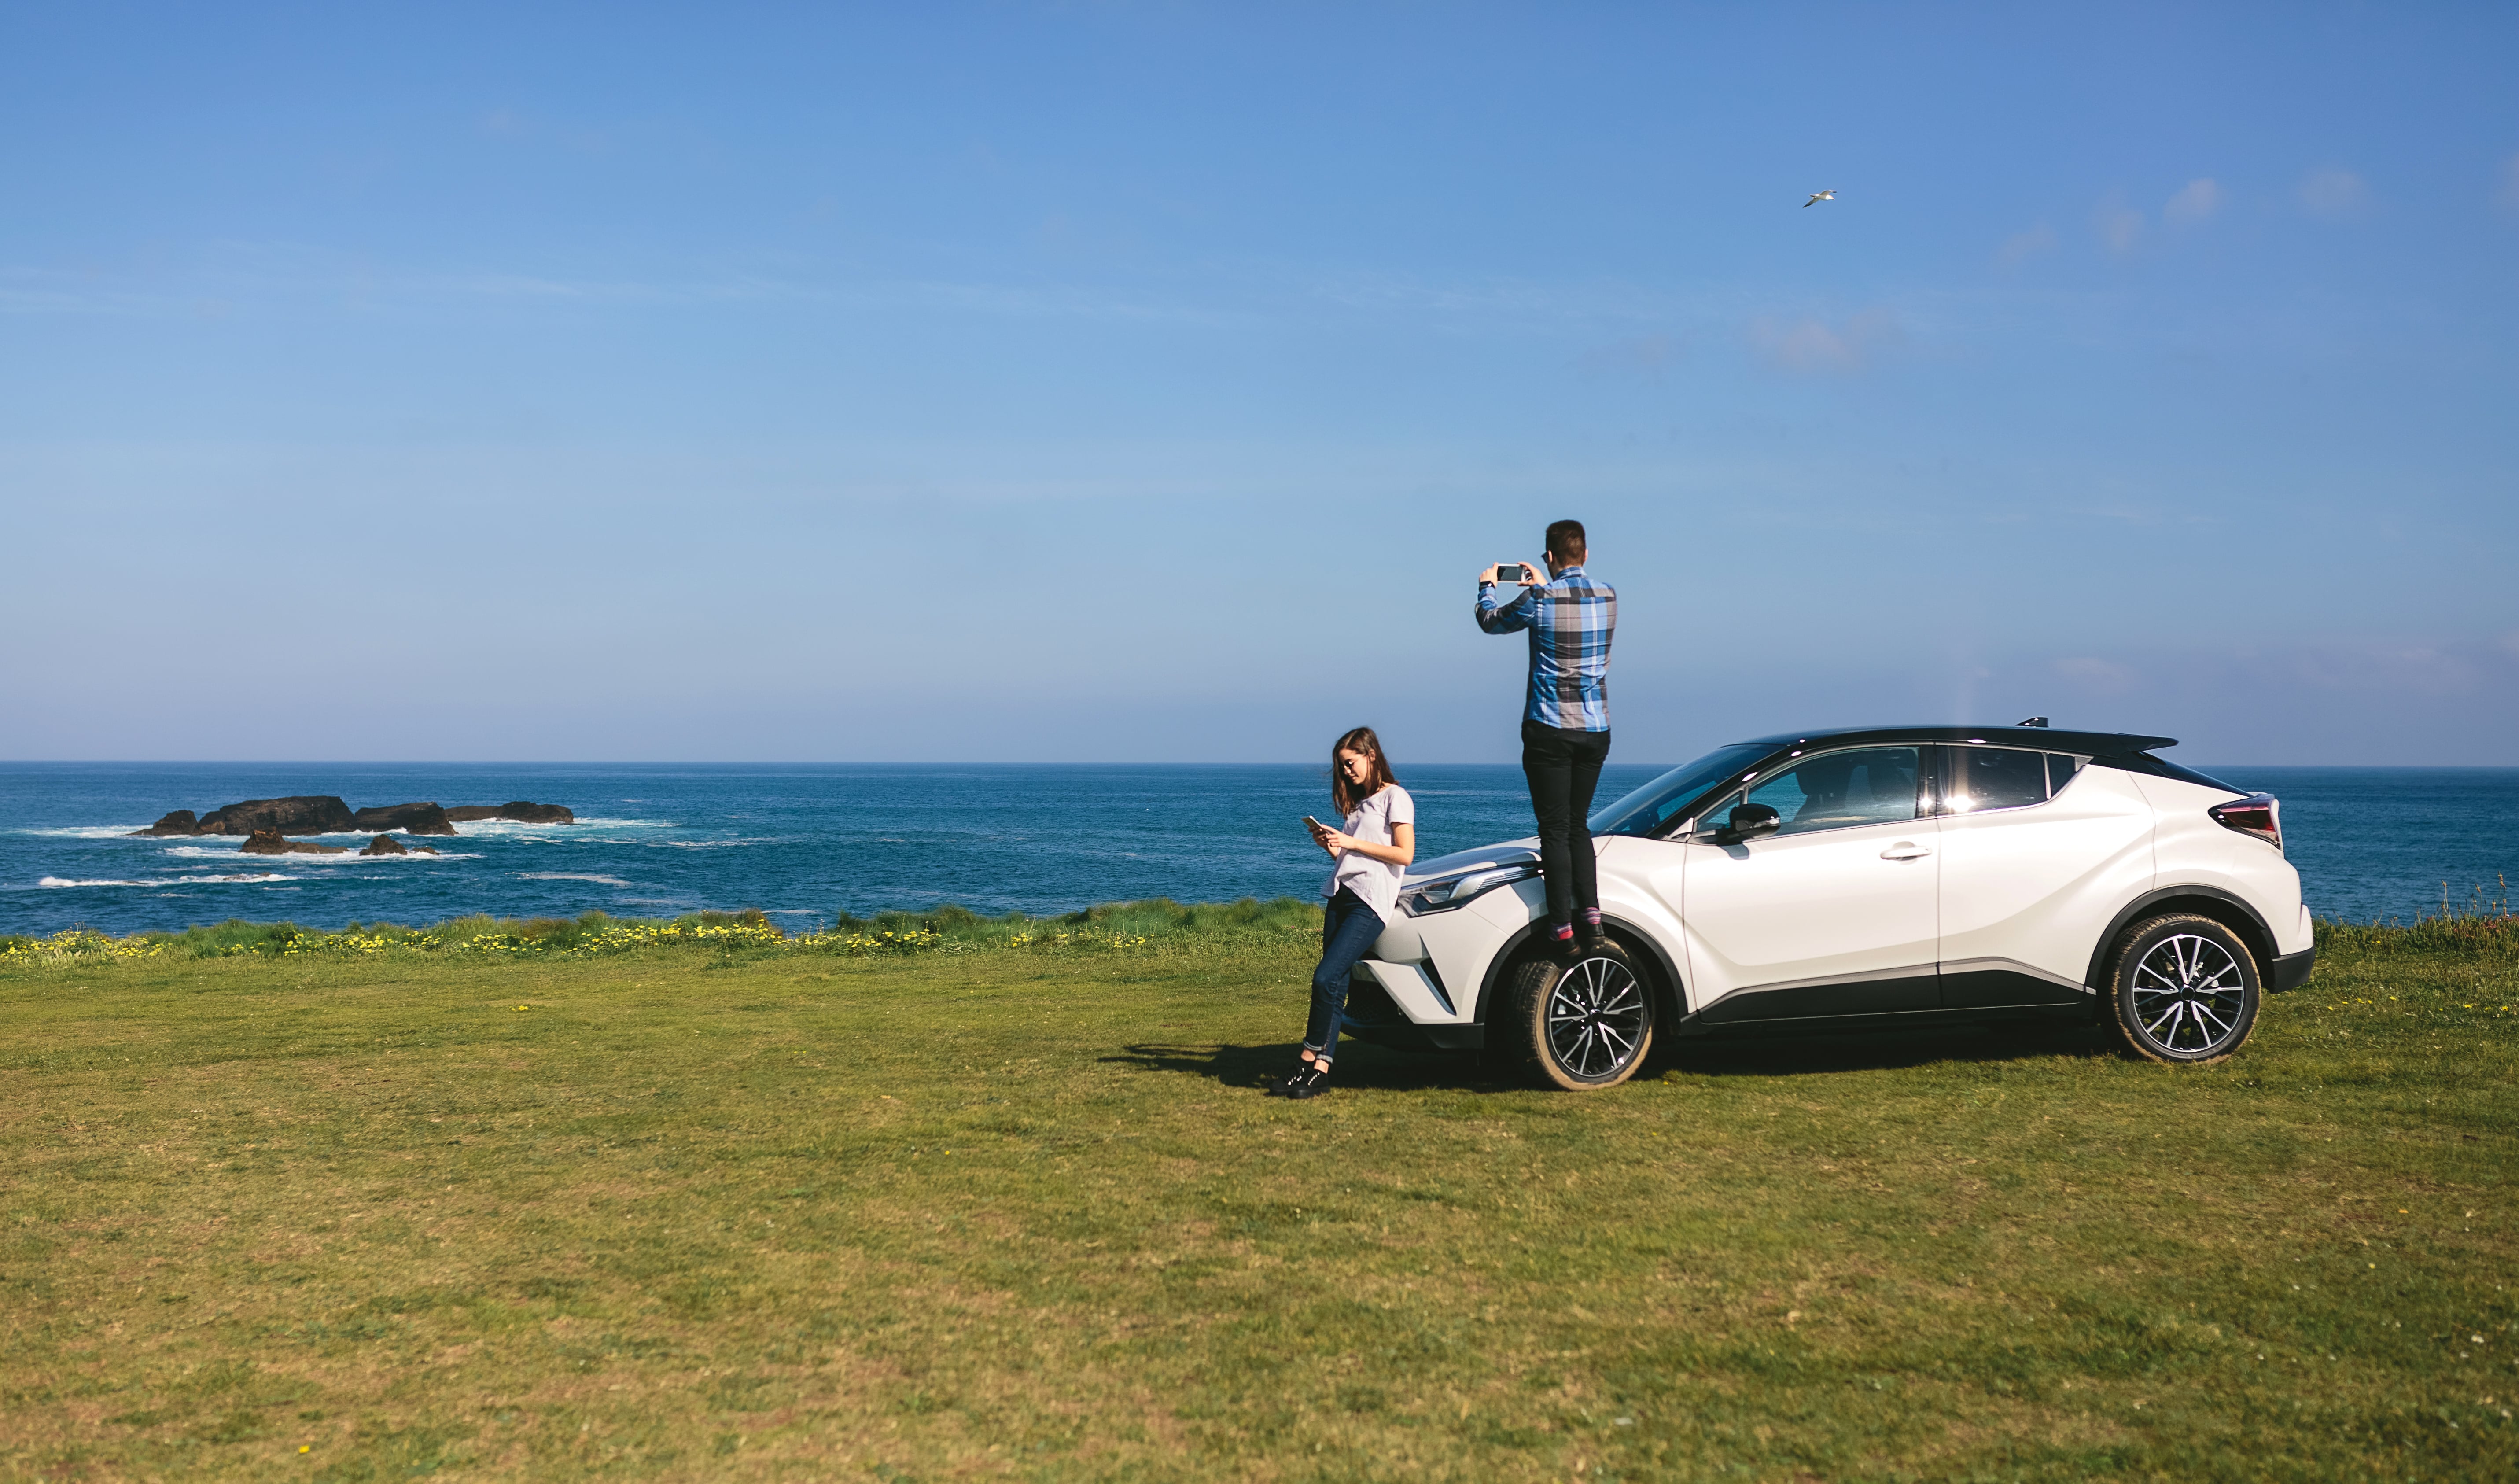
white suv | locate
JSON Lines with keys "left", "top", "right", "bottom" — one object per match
{"left": 1345, "top": 723, "right": 2314, "bottom": 1089}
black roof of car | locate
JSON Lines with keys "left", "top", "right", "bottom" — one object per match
{"left": 1733, "top": 724, "right": 2177, "bottom": 758}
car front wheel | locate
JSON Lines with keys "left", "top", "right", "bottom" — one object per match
{"left": 1507, "top": 939, "right": 1654, "bottom": 1090}
{"left": 2103, "top": 913, "right": 2261, "bottom": 1064}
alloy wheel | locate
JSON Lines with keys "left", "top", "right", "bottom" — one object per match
{"left": 2127, "top": 932, "right": 2249, "bottom": 1057}
{"left": 1544, "top": 954, "right": 1649, "bottom": 1082}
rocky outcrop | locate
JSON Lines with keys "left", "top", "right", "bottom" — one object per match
{"left": 241, "top": 829, "right": 348, "bottom": 856}
{"left": 443, "top": 801, "right": 576, "bottom": 825}
{"left": 358, "top": 835, "right": 407, "bottom": 856}
{"left": 198, "top": 797, "right": 356, "bottom": 836}
{"left": 136, "top": 795, "right": 570, "bottom": 835}
{"left": 349, "top": 803, "right": 457, "bottom": 836}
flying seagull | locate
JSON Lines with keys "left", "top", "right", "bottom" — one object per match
{"left": 1803, "top": 189, "right": 1838, "bottom": 208}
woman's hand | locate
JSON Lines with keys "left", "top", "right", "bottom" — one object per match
{"left": 1312, "top": 823, "right": 1353, "bottom": 857}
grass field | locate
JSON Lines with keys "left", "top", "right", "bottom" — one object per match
{"left": 4, "top": 909, "right": 2514, "bottom": 1482}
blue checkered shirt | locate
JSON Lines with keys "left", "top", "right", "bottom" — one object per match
{"left": 1476, "top": 565, "right": 1616, "bottom": 731}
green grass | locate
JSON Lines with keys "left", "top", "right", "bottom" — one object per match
{"left": 2, "top": 912, "right": 2513, "bottom": 1481}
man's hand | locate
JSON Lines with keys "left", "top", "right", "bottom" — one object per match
{"left": 1479, "top": 562, "right": 1542, "bottom": 585}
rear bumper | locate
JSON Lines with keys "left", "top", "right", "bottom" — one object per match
{"left": 2270, "top": 944, "right": 2316, "bottom": 992}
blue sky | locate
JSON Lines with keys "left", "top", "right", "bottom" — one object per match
{"left": 4, "top": 3, "right": 2515, "bottom": 765}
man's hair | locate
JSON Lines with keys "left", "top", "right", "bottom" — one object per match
{"left": 1545, "top": 519, "right": 1587, "bottom": 563}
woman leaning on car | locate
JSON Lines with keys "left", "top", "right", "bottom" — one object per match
{"left": 1271, "top": 726, "right": 1415, "bottom": 1100}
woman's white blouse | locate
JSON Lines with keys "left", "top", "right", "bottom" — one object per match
{"left": 1323, "top": 784, "right": 1416, "bottom": 921}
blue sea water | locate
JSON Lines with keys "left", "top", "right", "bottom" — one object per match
{"left": 1, "top": 761, "right": 2512, "bottom": 937}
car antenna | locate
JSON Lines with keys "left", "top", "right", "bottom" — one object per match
{"left": 2017, "top": 715, "right": 2049, "bottom": 728}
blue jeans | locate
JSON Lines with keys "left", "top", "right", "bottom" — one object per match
{"left": 1304, "top": 887, "right": 1387, "bottom": 1058}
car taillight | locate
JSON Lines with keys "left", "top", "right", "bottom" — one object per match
{"left": 2208, "top": 794, "right": 2282, "bottom": 852}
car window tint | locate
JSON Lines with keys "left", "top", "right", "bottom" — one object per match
{"left": 1741, "top": 747, "right": 1922, "bottom": 836}
{"left": 1950, "top": 746, "right": 2049, "bottom": 814}
{"left": 2047, "top": 753, "right": 2084, "bottom": 794}
{"left": 1589, "top": 742, "right": 1771, "bottom": 836}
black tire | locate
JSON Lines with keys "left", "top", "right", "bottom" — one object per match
{"left": 1506, "top": 939, "right": 1654, "bottom": 1090}
{"left": 2102, "top": 913, "right": 2261, "bottom": 1064}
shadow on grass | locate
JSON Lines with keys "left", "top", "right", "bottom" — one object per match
{"left": 1662, "top": 1020, "right": 2118, "bottom": 1078}
{"left": 1107, "top": 1041, "right": 1511, "bottom": 1093}
{"left": 1113, "top": 1021, "right": 2121, "bottom": 1093}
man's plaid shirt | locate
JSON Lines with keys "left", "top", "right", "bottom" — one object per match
{"left": 1476, "top": 564, "right": 1617, "bottom": 731}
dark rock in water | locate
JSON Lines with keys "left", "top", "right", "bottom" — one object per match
{"left": 131, "top": 810, "right": 200, "bottom": 837}
{"left": 241, "top": 829, "right": 348, "bottom": 856}
{"left": 199, "top": 796, "right": 355, "bottom": 836}
{"left": 411, "top": 844, "right": 438, "bottom": 855}
{"left": 350, "top": 803, "right": 457, "bottom": 836}
{"left": 444, "top": 801, "right": 576, "bottom": 825}
{"left": 358, "top": 835, "right": 408, "bottom": 856}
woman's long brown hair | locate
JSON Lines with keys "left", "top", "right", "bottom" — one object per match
{"left": 1329, "top": 726, "right": 1399, "bottom": 816}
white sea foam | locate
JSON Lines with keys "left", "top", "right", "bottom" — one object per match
{"left": 40, "top": 873, "right": 294, "bottom": 888}
{"left": 443, "top": 816, "right": 674, "bottom": 838}
{"left": 160, "top": 846, "right": 480, "bottom": 864}
{"left": 519, "top": 873, "right": 633, "bottom": 887}
{"left": 26, "top": 816, "right": 674, "bottom": 844}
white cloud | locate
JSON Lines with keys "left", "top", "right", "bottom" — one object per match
{"left": 2093, "top": 195, "right": 2143, "bottom": 254}
{"left": 2164, "top": 177, "right": 2223, "bottom": 225}
{"left": 1747, "top": 308, "right": 1903, "bottom": 373}
{"left": 2298, "top": 167, "right": 2368, "bottom": 218}
{"left": 1996, "top": 222, "right": 2056, "bottom": 268}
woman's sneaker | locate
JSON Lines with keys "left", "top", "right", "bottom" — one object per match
{"left": 1265, "top": 1060, "right": 1315, "bottom": 1097}
{"left": 1279, "top": 1064, "right": 1332, "bottom": 1100}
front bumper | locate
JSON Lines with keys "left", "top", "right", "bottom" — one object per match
{"left": 2269, "top": 944, "right": 2316, "bottom": 992}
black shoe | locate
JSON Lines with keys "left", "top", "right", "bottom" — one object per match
{"left": 1266, "top": 1059, "right": 1315, "bottom": 1096}
{"left": 1280, "top": 1064, "right": 1332, "bottom": 1100}
{"left": 1549, "top": 927, "right": 1582, "bottom": 959}
{"left": 1576, "top": 923, "right": 1609, "bottom": 955}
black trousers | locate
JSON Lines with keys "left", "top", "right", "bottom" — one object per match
{"left": 1520, "top": 718, "right": 1612, "bottom": 925}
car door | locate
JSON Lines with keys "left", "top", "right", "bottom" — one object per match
{"left": 1680, "top": 744, "right": 1941, "bottom": 1022}
{"left": 1933, "top": 745, "right": 2159, "bottom": 1007}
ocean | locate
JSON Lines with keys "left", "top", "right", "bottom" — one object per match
{"left": 2, "top": 761, "right": 2512, "bottom": 938}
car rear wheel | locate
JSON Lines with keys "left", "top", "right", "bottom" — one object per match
{"left": 1507, "top": 939, "right": 1654, "bottom": 1090}
{"left": 2103, "top": 913, "right": 2261, "bottom": 1064}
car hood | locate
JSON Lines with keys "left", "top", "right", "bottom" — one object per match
{"left": 1403, "top": 840, "right": 1539, "bottom": 886}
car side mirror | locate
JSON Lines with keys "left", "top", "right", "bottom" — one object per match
{"left": 1714, "top": 802, "right": 1781, "bottom": 844}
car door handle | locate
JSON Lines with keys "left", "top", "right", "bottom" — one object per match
{"left": 1879, "top": 843, "right": 1932, "bottom": 860}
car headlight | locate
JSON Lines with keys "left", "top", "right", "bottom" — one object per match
{"left": 1399, "top": 862, "right": 1539, "bottom": 917}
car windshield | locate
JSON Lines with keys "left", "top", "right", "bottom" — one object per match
{"left": 1588, "top": 743, "right": 1774, "bottom": 837}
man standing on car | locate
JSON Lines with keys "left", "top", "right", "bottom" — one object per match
{"left": 1475, "top": 519, "right": 1617, "bottom": 955}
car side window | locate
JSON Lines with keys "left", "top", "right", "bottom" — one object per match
{"left": 1734, "top": 746, "right": 1923, "bottom": 836}
{"left": 1947, "top": 746, "right": 2051, "bottom": 814}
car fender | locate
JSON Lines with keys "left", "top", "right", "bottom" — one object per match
{"left": 2085, "top": 883, "right": 2279, "bottom": 990}
{"left": 1471, "top": 912, "right": 1688, "bottom": 1030}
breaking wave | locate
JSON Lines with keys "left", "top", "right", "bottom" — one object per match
{"left": 40, "top": 873, "right": 294, "bottom": 888}
{"left": 160, "top": 846, "right": 481, "bottom": 864}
